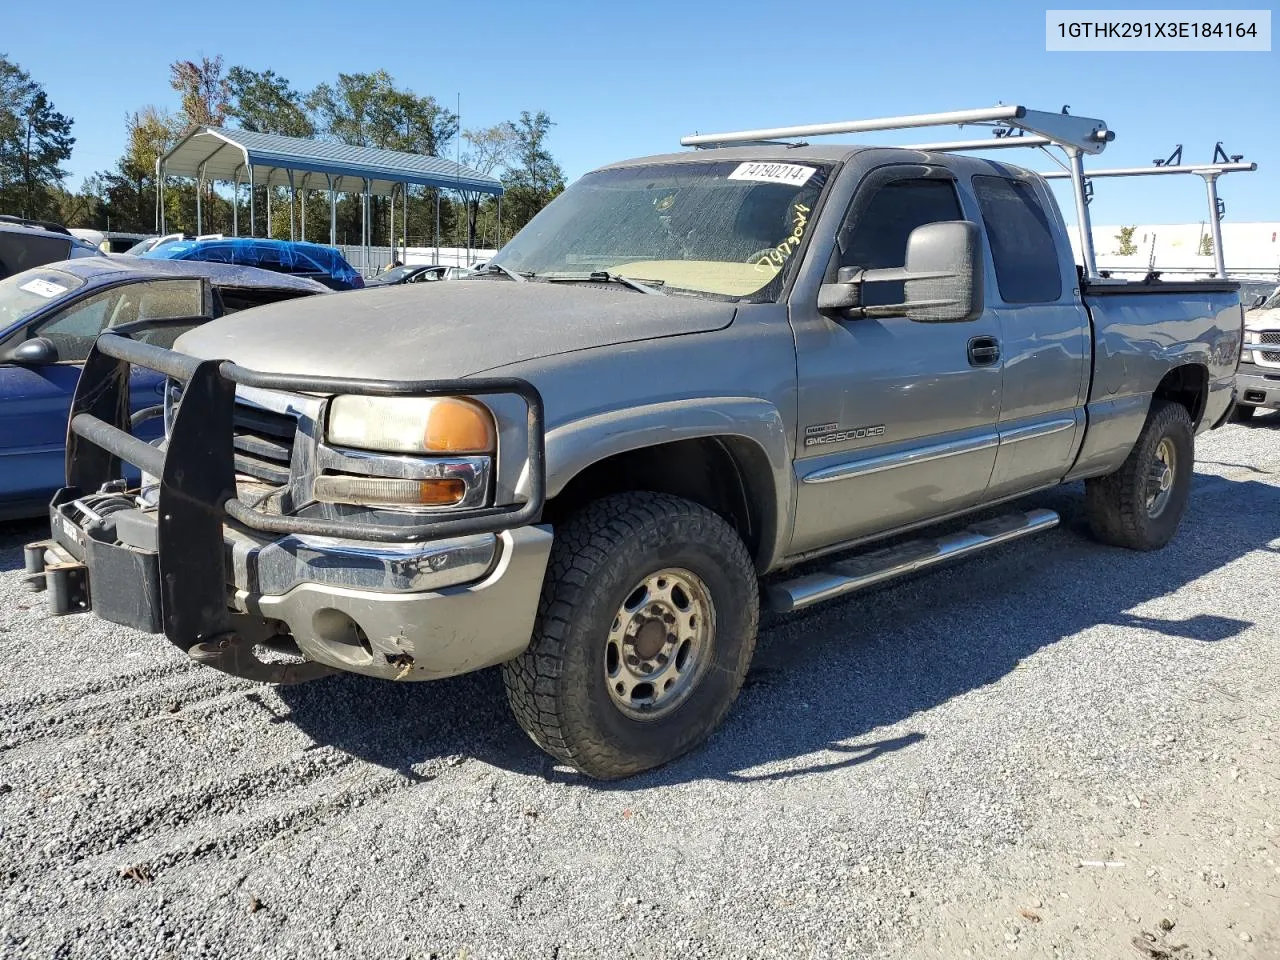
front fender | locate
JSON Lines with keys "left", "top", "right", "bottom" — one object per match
{"left": 520, "top": 396, "right": 795, "bottom": 571}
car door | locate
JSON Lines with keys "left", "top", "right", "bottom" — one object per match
{"left": 788, "top": 167, "right": 1004, "bottom": 555}
{"left": 969, "top": 174, "right": 1090, "bottom": 497}
{"left": 0, "top": 279, "right": 204, "bottom": 504}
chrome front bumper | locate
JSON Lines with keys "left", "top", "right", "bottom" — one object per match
{"left": 230, "top": 525, "right": 554, "bottom": 680}
{"left": 1235, "top": 364, "right": 1280, "bottom": 411}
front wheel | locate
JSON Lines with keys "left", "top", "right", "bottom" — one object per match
{"left": 1084, "top": 400, "right": 1194, "bottom": 551}
{"left": 503, "top": 492, "right": 759, "bottom": 779}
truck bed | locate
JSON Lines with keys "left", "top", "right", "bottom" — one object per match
{"left": 1066, "top": 279, "right": 1243, "bottom": 482}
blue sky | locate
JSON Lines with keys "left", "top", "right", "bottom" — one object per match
{"left": 6, "top": 0, "right": 1277, "bottom": 226}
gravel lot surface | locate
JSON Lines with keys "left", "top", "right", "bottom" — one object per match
{"left": 1, "top": 418, "right": 1278, "bottom": 960}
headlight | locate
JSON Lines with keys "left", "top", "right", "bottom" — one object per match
{"left": 327, "top": 396, "right": 495, "bottom": 454}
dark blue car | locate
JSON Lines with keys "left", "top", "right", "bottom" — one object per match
{"left": 141, "top": 237, "right": 365, "bottom": 291}
{"left": 0, "top": 257, "right": 328, "bottom": 519}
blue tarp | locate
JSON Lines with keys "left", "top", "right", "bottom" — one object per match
{"left": 143, "top": 238, "right": 363, "bottom": 290}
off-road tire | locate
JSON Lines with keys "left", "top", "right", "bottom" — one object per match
{"left": 1084, "top": 400, "right": 1194, "bottom": 551}
{"left": 1231, "top": 403, "right": 1256, "bottom": 423}
{"left": 503, "top": 492, "right": 759, "bottom": 779}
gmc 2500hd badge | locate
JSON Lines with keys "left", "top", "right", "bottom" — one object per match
{"left": 804, "top": 422, "right": 887, "bottom": 447}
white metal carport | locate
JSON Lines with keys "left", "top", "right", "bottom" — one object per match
{"left": 157, "top": 126, "right": 504, "bottom": 269}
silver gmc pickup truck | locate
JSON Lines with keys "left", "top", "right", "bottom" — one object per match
{"left": 26, "top": 108, "right": 1245, "bottom": 778}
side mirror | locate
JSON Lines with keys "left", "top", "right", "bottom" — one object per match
{"left": 818, "top": 220, "right": 984, "bottom": 323}
{"left": 901, "top": 220, "right": 984, "bottom": 323}
{"left": 3, "top": 337, "right": 59, "bottom": 365}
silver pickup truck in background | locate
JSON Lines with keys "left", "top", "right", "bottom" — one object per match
{"left": 1235, "top": 286, "right": 1280, "bottom": 419}
{"left": 26, "top": 105, "right": 1245, "bottom": 779}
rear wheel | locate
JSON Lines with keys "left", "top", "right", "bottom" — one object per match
{"left": 1085, "top": 400, "right": 1194, "bottom": 551}
{"left": 503, "top": 492, "right": 759, "bottom": 779}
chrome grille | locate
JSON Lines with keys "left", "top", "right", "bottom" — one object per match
{"left": 233, "top": 403, "right": 297, "bottom": 485}
{"left": 1254, "top": 330, "right": 1280, "bottom": 367}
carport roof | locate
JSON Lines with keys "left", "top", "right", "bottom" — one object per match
{"left": 160, "top": 126, "right": 503, "bottom": 196}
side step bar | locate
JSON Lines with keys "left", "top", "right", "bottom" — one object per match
{"left": 767, "top": 508, "right": 1060, "bottom": 613}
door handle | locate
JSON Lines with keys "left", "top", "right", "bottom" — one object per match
{"left": 967, "top": 336, "right": 1001, "bottom": 367}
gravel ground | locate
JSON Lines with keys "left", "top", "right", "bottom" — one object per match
{"left": 1, "top": 418, "right": 1278, "bottom": 960}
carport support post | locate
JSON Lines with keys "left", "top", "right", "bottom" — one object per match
{"left": 195, "top": 165, "right": 204, "bottom": 235}
{"left": 434, "top": 190, "right": 441, "bottom": 265}
{"left": 327, "top": 174, "right": 336, "bottom": 246}
{"left": 1199, "top": 172, "right": 1228, "bottom": 279}
{"left": 248, "top": 166, "right": 256, "bottom": 238}
{"left": 232, "top": 168, "right": 240, "bottom": 237}
{"left": 155, "top": 157, "right": 163, "bottom": 232}
{"left": 287, "top": 170, "right": 297, "bottom": 242}
{"left": 497, "top": 194, "right": 502, "bottom": 248}
{"left": 301, "top": 183, "right": 307, "bottom": 242}
{"left": 361, "top": 179, "right": 369, "bottom": 274}
{"left": 402, "top": 182, "right": 408, "bottom": 263}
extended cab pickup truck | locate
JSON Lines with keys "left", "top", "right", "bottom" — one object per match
{"left": 26, "top": 111, "right": 1245, "bottom": 778}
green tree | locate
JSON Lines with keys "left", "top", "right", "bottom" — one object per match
{"left": 500, "top": 111, "right": 564, "bottom": 234}
{"left": 169, "top": 56, "right": 229, "bottom": 127}
{"left": 0, "top": 54, "right": 75, "bottom": 220}
{"left": 95, "top": 107, "right": 186, "bottom": 233}
{"left": 1198, "top": 232, "right": 1215, "bottom": 257}
{"left": 1115, "top": 225, "right": 1137, "bottom": 256}
{"left": 226, "top": 67, "right": 314, "bottom": 137}
{"left": 307, "top": 71, "right": 457, "bottom": 154}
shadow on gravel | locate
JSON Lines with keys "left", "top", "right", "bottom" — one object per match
{"left": 0, "top": 519, "right": 47, "bottom": 574}
{"left": 274, "top": 473, "right": 1280, "bottom": 788}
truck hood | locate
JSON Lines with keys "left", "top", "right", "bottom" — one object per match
{"left": 175, "top": 280, "right": 736, "bottom": 379}
{"left": 1244, "top": 306, "right": 1280, "bottom": 331}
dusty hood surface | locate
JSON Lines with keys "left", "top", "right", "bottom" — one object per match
{"left": 175, "top": 280, "right": 736, "bottom": 380}
{"left": 1245, "top": 306, "right": 1280, "bottom": 331}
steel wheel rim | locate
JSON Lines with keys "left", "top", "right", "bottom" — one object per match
{"left": 604, "top": 567, "right": 714, "bottom": 720}
{"left": 1146, "top": 437, "right": 1177, "bottom": 518}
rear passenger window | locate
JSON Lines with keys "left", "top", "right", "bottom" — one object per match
{"left": 972, "top": 176, "right": 1063, "bottom": 303}
{"left": 840, "top": 178, "right": 963, "bottom": 306}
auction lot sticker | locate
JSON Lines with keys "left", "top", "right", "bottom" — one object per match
{"left": 20, "top": 278, "right": 67, "bottom": 298}
{"left": 728, "top": 162, "right": 816, "bottom": 186}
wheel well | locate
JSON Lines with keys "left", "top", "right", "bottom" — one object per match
{"left": 1153, "top": 364, "right": 1209, "bottom": 426}
{"left": 544, "top": 437, "right": 776, "bottom": 568}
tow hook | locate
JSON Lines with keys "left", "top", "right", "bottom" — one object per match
{"left": 187, "top": 633, "right": 337, "bottom": 685}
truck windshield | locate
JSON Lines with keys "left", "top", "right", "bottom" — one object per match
{"left": 0, "top": 268, "right": 86, "bottom": 331}
{"left": 489, "top": 160, "right": 833, "bottom": 301}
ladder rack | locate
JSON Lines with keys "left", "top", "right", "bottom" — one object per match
{"left": 680, "top": 104, "right": 1115, "bottom": 278}
{"left": 1037, "top": 160, "right": 1257, "bottom": 279}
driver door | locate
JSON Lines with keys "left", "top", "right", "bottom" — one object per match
{"left": 788, "top": 168, "right": 1003, "bottom": 554}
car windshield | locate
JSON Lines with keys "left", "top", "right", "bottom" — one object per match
{"left": 0, "top": 268, "right": 87, "bottom": 330}
{"left": 488, "top": 160, "right": 833, "bottom": 301}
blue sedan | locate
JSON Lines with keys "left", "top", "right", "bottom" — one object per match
{"left": 0, "top": 257, "right": 328, "bottom": 519}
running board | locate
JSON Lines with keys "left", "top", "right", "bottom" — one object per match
{"left": 767, "top": 508, "right": 1060, "bottom": 613}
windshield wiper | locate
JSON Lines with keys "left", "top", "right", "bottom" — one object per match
{"left": 547, "top": 271, "right": 666, "bottom": 295}
{"left": 483, "top": 263, "right": 529, "bottom": 282}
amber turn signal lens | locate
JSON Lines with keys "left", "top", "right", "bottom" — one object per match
{"left": 313, "top": 476, "right": 466, "bottom": 507}
{"left": 423, "top": 398, "right": 495, "bottom": 454}
{"left": 416, "top": 478, "right": 467, "bottom": 505}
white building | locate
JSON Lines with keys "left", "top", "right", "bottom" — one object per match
{"left": 1065, "top": 221, "right": 1280, "bottom": 278}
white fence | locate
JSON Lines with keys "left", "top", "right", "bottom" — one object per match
{"left": 337, "top": 245, "right": 497, "bottom": 277}
{"left": 1069, "top": 221, "right": 1280, "bottom": 277}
